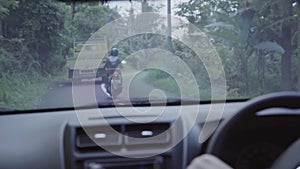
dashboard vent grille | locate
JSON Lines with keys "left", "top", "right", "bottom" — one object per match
{"left": 75, "top": 125, "right": 122, "bottom": 152}
{"left": 124, "top": 123, "right": 171, "bottom": 145}
{"left": 73, "top": 123, "right": 171, "bottom": 153}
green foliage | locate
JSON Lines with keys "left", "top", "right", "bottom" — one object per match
{"left": 0, "top": 0, "right": 299, "bottom": 109}
{"left": 2, "top": 0, "right": 66, "bottom": 74}
{"left": 144, "top": 69, "right": 180, "bottom": 95}
{"left": 0, "top": 0, "right": 19, "bottom": 19}
{"left": 0, "top": 0, "right": 121, "bottom": 109}
{"left": 0, "top": 70, "right": 66, "bottom": 109}
{"left": 176, "top": 0, "right": 299, "bottom": 98}
{"left": 176, "top": 0, "right": 238, "bottom": 27}
{"left": 72, "top": 4, "right": 120, "bottom": 40}
{"left": 254, "top": 41, "right": 285, "bottom": 54}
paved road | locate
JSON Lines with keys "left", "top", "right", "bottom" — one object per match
{"left": 35, "top": 71, "right": 177, "bottom": 109}
{"left": 35, "top": 81, "right": 110, "bottom": 109}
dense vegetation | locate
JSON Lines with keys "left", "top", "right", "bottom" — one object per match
{"left": 0, "top": 0, "right": 119, "bottom": 109}
{"left": 113, "top": 0, "right": 300, "bottom": 99}
{"left": 0, "top": 0, "right": 299, "bottom": 109}
{"left": 176, "top": 0, "right": 300, "bottom": 98}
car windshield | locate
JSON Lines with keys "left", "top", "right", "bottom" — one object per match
{"left": 0, "top": 0, "right": 299, "bottom": 111}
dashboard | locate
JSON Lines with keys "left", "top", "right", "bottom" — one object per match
{"left": 0, "top": 102, "right": 299, "bottom": 169}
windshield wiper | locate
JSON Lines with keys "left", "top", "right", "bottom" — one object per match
{"left": 0, "top": 107, "right": 19, "bottom": 113}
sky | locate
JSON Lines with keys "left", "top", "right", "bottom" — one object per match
{"left": 107, "top": 0, "right": 189, "bottom": 16}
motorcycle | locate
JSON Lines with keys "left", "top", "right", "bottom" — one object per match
{"left": 105, "top": 68, "right": 122, "bottom": 99}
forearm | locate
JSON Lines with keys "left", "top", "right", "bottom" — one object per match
{"left": 187, "top": 154, "right": 233, "bottom": 169}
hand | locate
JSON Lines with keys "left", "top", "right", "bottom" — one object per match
{"left": 187, "top": 154, "right": 233, "bottom": 169}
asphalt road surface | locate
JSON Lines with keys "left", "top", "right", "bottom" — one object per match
{"left": 35, "top": 71, "right": 175, "bottom": 109}
{"left": 36, "top": 81, "right": 109, "bottom": 109}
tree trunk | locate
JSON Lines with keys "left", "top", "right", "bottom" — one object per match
{"left": 297, "top": 1, "right": 300, "bottom": 90}
{"left": 236, "top": 48, "right": 249, "bottom": 95}
{"left": 281, "top": 40, "right": 292, "bottom": 90}
{"left": 257, "top": 51, "right": 265, "bottom": 93}
{"left": 242, "top": 57, "right": 249, "bottom": 95}
{"left": 280, "top": 0, "right": 293, "bottom": 90}
{"left": 1, "top": 21, "right": 5, "bottom": 37}
{"left": 71, "top": 2, "right": 76, "bottom": 20}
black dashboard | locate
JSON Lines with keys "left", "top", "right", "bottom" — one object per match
{"left": 0, "top": 102, "right": 299, "bottom": 169}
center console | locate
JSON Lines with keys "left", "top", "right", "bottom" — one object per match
{"left": 64, "top": 115, "right": 186, "bottom": 169}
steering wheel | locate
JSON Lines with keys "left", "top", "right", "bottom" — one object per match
{"left": 271, "top": 137, "right": 300, "bottom": 169}
{"left": 206, "top": 92, "right": 300, "bottom": 168}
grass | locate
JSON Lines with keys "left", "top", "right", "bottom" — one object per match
{"left": 0, "top": 69, "right": 67, "bottom": 110}
{"left": 149, "top": 78, "right": 180, "bottom": 95}
{"left": 143, "top": 69, "right": 205, "bottom": 100}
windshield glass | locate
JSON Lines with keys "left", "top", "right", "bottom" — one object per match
{"left": 0, "top": 0, "right": 299, "bottom": 110}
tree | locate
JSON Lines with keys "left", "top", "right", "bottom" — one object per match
{"left": 72, "top": 3, "right": 121, "bottom": 40}
{"left": 0, "top": 0, "right": 19, "bottom": 19}
{"left": 249, "top": 0, "right": 297, "bottom": 90}
{"left": 2, "top": 0, "right": 66, "bottom": 73}
{"left": 297, "top": 1, "right": 300, "bottom": 90}
{"left": 176, "top": 0, "right": 299, "bottom": 97}
{"left": 176, "top": 0, "right": 253, "bottom": 95}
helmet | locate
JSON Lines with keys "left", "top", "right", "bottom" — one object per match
{"left": 110, "top": 48, "right": 118, "bottom": 56}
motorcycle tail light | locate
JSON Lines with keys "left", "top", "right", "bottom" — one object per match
{"left": 114, "top": 72, "right": 119, "bottom": 77}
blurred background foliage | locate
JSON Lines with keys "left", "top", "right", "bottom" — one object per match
{"left": 176, "top": 0, "right": 300, "bottom": 98}
{"left": 0, "top": 0, "right": 120, "bottom": 108}
{"left": 0, "top": 0, "right": 300, "bottom": 108}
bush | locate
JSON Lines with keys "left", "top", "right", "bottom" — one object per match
{"left": 144, "top": 69, "right": 180, "bottom": 95}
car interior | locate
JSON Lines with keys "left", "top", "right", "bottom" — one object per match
{"left": 0, "top": 0, "right": 299, "bottom": 169}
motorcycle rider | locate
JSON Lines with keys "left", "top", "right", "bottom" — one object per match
{"left": 104, "top": 48, "right": 122, "bottom": 93}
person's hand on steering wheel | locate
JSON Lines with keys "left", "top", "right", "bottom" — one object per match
{"left": 189, "top": 93, "right": 300, "bottom": 169}
{"left": 187, "top": 154, "right": 233, "bottom": 169}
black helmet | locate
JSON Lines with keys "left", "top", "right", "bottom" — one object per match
{"left": 110, "top": 48, "right": 118, "bottom": 56}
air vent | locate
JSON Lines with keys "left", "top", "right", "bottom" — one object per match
{"left": 76, "top": 125, "right": 122, "bottom": 152}
{"left": 64, "top": 121, "right": 179, "bottom": 169}
{"left": 73, "top": 123, "right": 172, "bottom": 151}
{"left": 124, "top": 123, "right": 171, "bottom": 145}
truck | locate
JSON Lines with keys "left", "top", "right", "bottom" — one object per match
{"left": 66, "top": 38, "right": 108, "bottom": 82}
